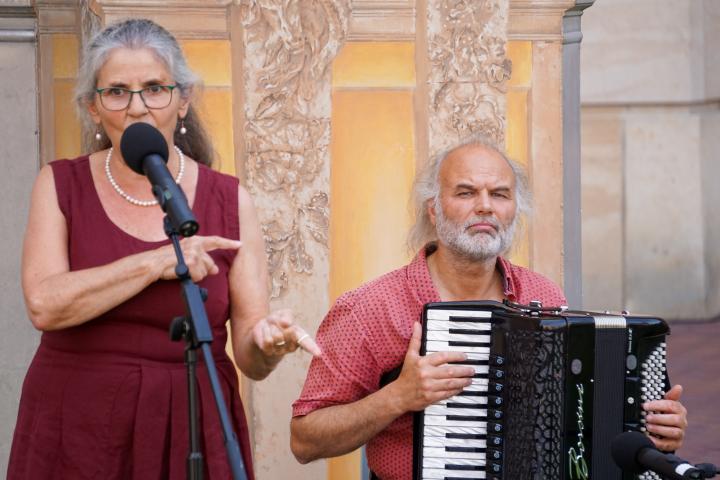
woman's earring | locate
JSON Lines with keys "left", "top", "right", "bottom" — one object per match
{"left": 179, "top": 119, "right": 187, "bottom": 135}
{"left": 95, "top": 130, "right": 102, "bottom": 141}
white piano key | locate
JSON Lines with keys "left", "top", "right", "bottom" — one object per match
{"left": 424, "top": 457, "right": 486, "bottom": 468}
{"left": 423, "top": 447, "right": 486, "bottom": 460}
{"left": 423, "top": 416, "right": 488, "bottom": 428}
{"left": 426, "top": 309, "right": 492, "bottom": 321}
{"left": 425, "top": 331, "right": 491, "bottom": 343}
{"left": 422, "top": 468, "right": 486, "bottom": 479}
{"left": 426, "top": 341, "right": 490, "bottom": 354}
{"left": 437, "top": 394, "right": 487, "bottom": 405}
{"left": 426, "top": 320, "right": 492, "bottom": 331}
{"left": 423, "top": 425, "right": 488, "bottom": 437}
{"left": 422, "top": 436, "right": 488, "bottom": 449}
{"left": 425, "top": 405, "right": 488, "bottom": 417}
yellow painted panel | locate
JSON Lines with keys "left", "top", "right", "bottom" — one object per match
{"left": 506, "top": 90, "right": 528, "bottom": 165}
{"left": 328, "top": 450, "right": 362, "bottom": 480}
{"left": 329, "top": 90, "right": 416, "bottom": 303}
{"left": 196, "top": 88, "right": 235, "bottom": 176}
{"left": 333, "top": 42, "right": 415, "bottom": 88}
{"left": 507, "top": 41, "right": 532, "bottom": 88}
{"left": 181, "top": 40, "right": 232, "bottom": 87}
{"left": 506, "top": 89, "right": 530, "bottom": 268}
{"left": 52, "top": 34, "right": 78, "bottom": 79}
{"left": 54, "top": 80, "right": 81, "bottom": 159}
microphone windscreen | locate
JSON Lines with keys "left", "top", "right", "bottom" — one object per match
{"left": 119, "top": 122, "right": 169, "bottom": 175}
{"left": 611, "top": 431, "right": 655, "bottom": 473}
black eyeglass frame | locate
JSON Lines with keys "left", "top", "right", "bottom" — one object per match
{"left": 94, "top": 85, "right": 178, "bottom": 111}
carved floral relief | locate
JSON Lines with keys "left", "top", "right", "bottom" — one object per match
{"left": 427, "top": 0, "right": 510, "bottom": 153}
{"left": 238, "top": 0, "right": 350, "bottom": 297}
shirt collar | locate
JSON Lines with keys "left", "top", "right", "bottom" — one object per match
{"left": 409, "top": 242, "right": 517, "bottom": 302}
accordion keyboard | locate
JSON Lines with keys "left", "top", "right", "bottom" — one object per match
{"left": 420, "top": 308, "right": 505, "bottom": 480}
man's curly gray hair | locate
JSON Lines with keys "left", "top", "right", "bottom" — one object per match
{"left": 407, "top": 135, "right": 532, "bottom": 252}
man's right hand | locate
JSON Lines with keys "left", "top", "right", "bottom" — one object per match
{"left": 390, "top": 321, "right": 476, "bottom": 413}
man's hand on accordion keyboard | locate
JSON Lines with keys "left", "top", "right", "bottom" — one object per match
{"left": 643, "top": 384, "right": 688, "bottom": 452}
{"left": 389, "top": 321, "right": 476, "bottom": 413}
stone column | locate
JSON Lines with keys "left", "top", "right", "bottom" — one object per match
{"left": 508, "top": 0, "right": 575, "bottom": 288}
{"left": 562, "top": 0, "right": 594, "bottom": 307}
{"left": 238, "top": 1, "right": 350, "bottom": 478}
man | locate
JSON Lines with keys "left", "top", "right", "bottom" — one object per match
{"left": 290, "top": 139, "right": 687, "bottom": 479}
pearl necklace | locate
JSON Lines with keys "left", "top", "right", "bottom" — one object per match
{"left": 104, "top": 146, "right": 185, "bottom": 207}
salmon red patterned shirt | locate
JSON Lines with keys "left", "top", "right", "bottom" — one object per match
{"left": 292, "top": 245, "right": 567, "bottom": 480}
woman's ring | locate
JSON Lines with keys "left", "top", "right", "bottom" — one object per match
{"left": 296, "top": 333, "right": 310, "bottom": 344}
{"left": 275, "top": 340, "right": 286, "bottom": 347}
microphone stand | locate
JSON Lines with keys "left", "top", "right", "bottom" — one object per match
{"left": 165, "top": 216, "right": 248, "bottom": 480}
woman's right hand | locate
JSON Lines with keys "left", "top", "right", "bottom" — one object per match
{"left": 157, "top": 235, "right": 242, "bottom": 282}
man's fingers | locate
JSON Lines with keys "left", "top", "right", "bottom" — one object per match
{"left": 431, "top": 364, "right": 476, "bottom": 379}
{"left": 406, "top": 322, "right": 423, "bottom": 357}
{"left": 426, "top": 351, "right": 468, "bottom": 367}
{"left": 646, "top": 422, "right": 684, "bottom": 440}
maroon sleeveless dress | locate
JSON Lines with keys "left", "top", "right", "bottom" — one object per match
{"left": 8, "top": 156, "right": 255, "bottom": 480}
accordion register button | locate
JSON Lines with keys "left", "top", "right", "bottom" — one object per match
{"left": 490, "top": 382, "right": 503, "bottom": 393}
{"left": 489, "top": 422, "right": 503, "bottom": 433}
{"left": 489, "top": 435, "right": 503, "bottom": 447}
{"left": 489, "top": 396, "right": 503, "bottom": 407}
{"left": 489, "top": 409, "right": 503, "bottom": 420}
{"left": 491, "top": 355, "right": 505, "bottom": 366}
{"left": 488, "top": 448, "right": 502, "bottom": 461}
{"left": 488, "top": 461, "right": 503, "bottom": 473}
{"left": 490, "top": 368, "right": 504, "bottom": 380}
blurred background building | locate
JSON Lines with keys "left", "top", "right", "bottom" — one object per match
{"left": 0, "top": 0, "right": 717, "bottom": 478}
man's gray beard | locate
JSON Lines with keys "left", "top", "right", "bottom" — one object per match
{"left": 435, "top": 206, "right": 516, "bottom": 262}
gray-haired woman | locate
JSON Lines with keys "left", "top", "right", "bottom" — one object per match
{"left": 8, "top": 18, "right": 320, "bottom": 480}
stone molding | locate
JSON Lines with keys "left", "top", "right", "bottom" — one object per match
{"left": 509, "top": 0, "right": 575, "bottom": 40}
{"left": 348, "top": 0, "right": 414, "bottom": 41}
{"left": 90, "top": 0, "right": 232, "bottom": 39}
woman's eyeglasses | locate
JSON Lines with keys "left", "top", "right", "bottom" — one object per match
{"left": 95, "top": 85, "right": 177, "bottom": 111}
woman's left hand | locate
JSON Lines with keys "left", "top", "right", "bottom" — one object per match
{"left": 252, "top": 309, "right": 322, "bottom": 359}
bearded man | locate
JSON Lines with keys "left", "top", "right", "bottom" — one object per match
{"left": 290, "top": 139, "right": 687, "bottom": 479}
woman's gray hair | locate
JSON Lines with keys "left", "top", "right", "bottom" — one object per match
{"left": 407, "top": 135, "right": 532, "bottom": 252}
{"left": 74, "top": 18, "right": 214, "bottom": 165}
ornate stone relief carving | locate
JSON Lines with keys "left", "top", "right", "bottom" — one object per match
{"left": 238, "top": 0, "right": 350, "bottom": 297}
{"left": 426, "top": 0, "right": 510, "bottom": 153}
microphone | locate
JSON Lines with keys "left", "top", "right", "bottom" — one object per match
{"left": 120, "top": 123, "right": 198, "bottom": 237}
{"left": 611, "top": 431, "right": 704, "bottom": 479}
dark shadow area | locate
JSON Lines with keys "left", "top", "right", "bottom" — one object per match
{"left": 668, "top": 320, "right": 720, "bottom": 465}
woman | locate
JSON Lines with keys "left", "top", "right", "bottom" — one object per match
{"left": 7, "top": 18, "right": 319, "bottom": 479}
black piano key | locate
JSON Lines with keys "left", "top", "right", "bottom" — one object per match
{"left": 445, "top": 464, "right": 484, "bottom": 471}
{"left": 450, "top": 359, "right": 490, "bottom": 366}
{"left": 446, "top": 415, "right": 487, "bottom": 422}
{"left": 446, "top": 446, "right": 487, "bottom": 453}
{"left": 449, "top": 328, "right": 492, "bottom": 335}
{"left": 446, "top": 432, "right": 487, "bottom": 440}
{"left": 446, "top": 402, "right": 485, "bottom": 409}
{"left": 449, "top": 341, "right": 491, "bottom": 348}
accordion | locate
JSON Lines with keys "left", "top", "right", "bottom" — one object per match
{"left": 413, "top": 300, "right": 671, "bottom": 480}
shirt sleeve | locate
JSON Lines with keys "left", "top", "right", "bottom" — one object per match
{"left": 292, "top": 296, "right": 382, "bottom": 417}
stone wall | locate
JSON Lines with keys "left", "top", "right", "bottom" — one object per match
{"left": 580, "top": 0, "right": 720, "bottom": 319}
{"left": 0, "top": 8, "right": 40, "bottom": 475}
